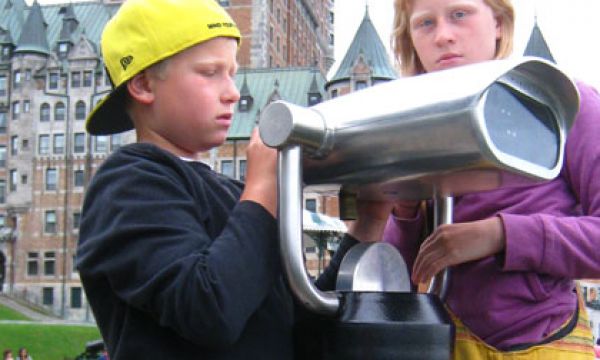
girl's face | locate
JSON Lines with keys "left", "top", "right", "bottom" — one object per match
{"left": 409, "top": 0, "right": 501, "bottom": 73}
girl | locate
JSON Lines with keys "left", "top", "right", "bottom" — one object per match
{"left": 380, "top": 0, "right": 600, "bottom": 358}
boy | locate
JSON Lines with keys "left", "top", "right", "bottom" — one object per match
{"left": 76, "top": 0, "right": 294, "bottom": 358}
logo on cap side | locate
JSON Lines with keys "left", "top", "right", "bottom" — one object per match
{"left": 120, "top": 55, "right": 134, "bottom": 70}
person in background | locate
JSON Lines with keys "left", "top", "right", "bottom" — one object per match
{"left": 76, "top": 0, "right": 293, "bottom": 358}
{"left": 15, "top": 348, "right": 31, "bottom": 360}
{"left": 2, "top": 349, "right": 13, "bottom": 360}
{"left": 347, "top": 0, "right": 600, "bottom": 358}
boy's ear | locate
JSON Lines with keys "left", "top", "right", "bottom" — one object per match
{"left": 126, "top": 71, "right": 155, "bottom": 105}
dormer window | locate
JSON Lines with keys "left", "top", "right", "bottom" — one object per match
{"left": 58, "top": 42, "right": 69, "bottom": 57}
{"left": 238, "top": 96, "right": 253, "bottom": 112}
{"left": 1, "top": 46, "right": 10, "bottom": 60}
{"left": 308, "top": 93, "right": 322, "bottom": 106}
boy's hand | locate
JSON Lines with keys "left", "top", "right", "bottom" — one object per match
{"left": 411, "top": 217, "right": 506, "bottom": 284}
{"left": 240, "top": 128, "right": 278, "bottom": 217}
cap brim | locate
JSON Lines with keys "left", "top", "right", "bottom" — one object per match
{"left": 86, "top": 85, "right": 134, "bottom": 135}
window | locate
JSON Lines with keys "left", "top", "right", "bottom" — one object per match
{"left": 40, "top": 103, "right": 50, "bottom": 122}
{"left": 355, "top": 81, "right": 367, "bottom": 90}
{"left": 25, "top": 69, "right": 31, "bottom": 81}
{"left": 218, "top": 0, "right": 229, "bottom": 5}
{"left": 42, "top": 287, "right": 54, "bottom": 305}
{"left": 95, "top": 136, "right": 108, "bottom": 153}
{"left": 70, "top": 287, "right": 82, "bottom": 308}
{"left": 10, "top": 136, "right": 18, "bottom": 155}
{"left": 75, "top": 100, "right": 86, "bottom": 120}
{"left": 83, "top": 71, "right": 93, "bottom": 87}
{"left": 239, "top": 159, "right": 247, "bottom": 182}
{"left": 44, "top": 211, "right": 57, "bottom": 233}
{"left": 238, "top": 98, "right": 250, "bottom": 112}
{"left": 331, "top": 89, "right": 338, "bottom": 98}
{"left": 46, "top": 168, "right": 57, "bottom": 191}
{"left": 9, "top": 169, "right": 17, "bottom": 191}
{"left": 12, "top": 101, "right": 19, "bottom": 120}
{"left": 74, "top": 133, "right": 85, "bottom": 153}
{"left": 44, "top": 251, "right": 56, "bottom": 276}
{"left": 308, "top": 93, "right": 322, "bottom": 106}
{"left": 111, "top": 134, "right": 123, "bottom": 151}
{"left": 22, "top": 139, "right": 29, "bottom": 151}
{"left": 0, "top": 146, "right": 6, "bottom": 167}
{"left": 39, "top": 134, "right": 50, "bottom": 154}
{"left": 74, "top": 169, "right": 84, "bottom": 187}
{"left": 53, "top": 134, "right": 65, "bottom": 154}
{"left": 0, "top": 112, "right": 6, "bottom": 133}
{"left": 13, "top": 70, "right": 21, "bottom": 88}
{"left": 27, "top": 252, "right": 39, "bottom": 276}
{"left": 23, "top": 100, "right": 30, "bottom": 113}
{"left": 0, "top": 75, "right": 6, "bottom": 95}
{"left": 55, "top": 102, "right": 65, "bottom": 121}
{"left": 73, "top": 212, "right": 81, "bottom": 229}
{"left": 58, "top": 43, "right": 68, "bottom": 57}
{"left": 305, "top": 198, "right": 317, "bottom": 212}
{"left": 0, "top": 180, "right": 6, "bottom": 203}
{"left": 220, "top": 160, "right": 234, "bottom": 178}
{"left": 21, "top": 174, "right": 27, "bottom": 185}
{"left": 71, "top": 71, "right": 81, "bottom": 88}
{"left": 48, "top": 73, "right": 59, "bottom": 90}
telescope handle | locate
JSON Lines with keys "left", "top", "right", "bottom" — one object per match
{"left": 278, "top": 145, "right": 340, "bottom": 315}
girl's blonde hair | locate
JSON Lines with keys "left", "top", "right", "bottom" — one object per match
{"left": 391, "top": 0, "right": 514, "bottom": 76}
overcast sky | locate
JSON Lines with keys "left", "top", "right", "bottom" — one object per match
{"left": 332, "top": 0, "right": 600, "bottom": 90}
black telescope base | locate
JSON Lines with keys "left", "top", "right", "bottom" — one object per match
{"left": 294, "top": 292, "right": 454, "bottom": 360}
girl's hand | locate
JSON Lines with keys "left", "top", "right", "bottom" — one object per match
{"left": 347, "top": 199, "right": 395, "bottom": 242}
{"left": 411, "top": 217, "right": 506, "bottom": 284}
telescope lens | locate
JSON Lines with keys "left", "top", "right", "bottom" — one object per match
{"left": 484, "top": 83, "right": 559, "bottom": 169}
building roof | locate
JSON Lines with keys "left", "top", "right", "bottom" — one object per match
{"left": 523, "top": 19, "right": 555, "bottom": 63}
{"left": 15, "top": 0, "right": 50, "bottom": 54}
{"left": 2, "top": 0, "right": 118, "bottom": 56}
{"left": 328, "top": 6, "right": 397, "bottom": 84}
{"left": 0, "top": 0, "right": 27, "bottom": 46}
{"left": 228, "top": 67, "right": 326, "bottom": 139}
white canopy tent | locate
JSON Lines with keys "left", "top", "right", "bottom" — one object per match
{"left": 303, "top": 210, "right": 347, "bottom": 233}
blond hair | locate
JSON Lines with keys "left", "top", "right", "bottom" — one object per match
{"left": 391, "top": 0, "right": 514, "bottom": 76}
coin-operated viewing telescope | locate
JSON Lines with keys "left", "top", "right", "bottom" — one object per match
{"left": 259, "top": 57, "right": 579, "bottom": 359}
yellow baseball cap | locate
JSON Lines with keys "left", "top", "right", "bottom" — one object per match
{"left": 86, "top": 0, "right": 241, "bottom": 135}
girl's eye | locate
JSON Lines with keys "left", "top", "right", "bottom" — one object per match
{"left": 414, "top": 18, "right": 433, "bottom": 29}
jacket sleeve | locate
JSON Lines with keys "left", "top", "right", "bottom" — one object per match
{"left": 500, "top": 82, "right": 600, "bottom": 278}
{"left": 77, "top": 153, "right": 281, "bottom": 347}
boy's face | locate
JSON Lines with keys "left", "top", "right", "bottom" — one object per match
{"left": 138, "top": 37, "right": 240, "bottom": 155}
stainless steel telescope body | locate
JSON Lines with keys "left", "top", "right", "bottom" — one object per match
{"left": 259, "top": 57, "right": 580, "bottom": 315}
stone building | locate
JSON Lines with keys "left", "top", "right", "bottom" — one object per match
{"left": 0, "top": 0, "right": 331, "bottom": 320}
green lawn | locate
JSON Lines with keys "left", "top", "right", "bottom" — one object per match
{"left": 0, "top": 303, "right": 31, "bottom": 321}
{"left": 0, "top": 304, "right": 102, "bottom": 360}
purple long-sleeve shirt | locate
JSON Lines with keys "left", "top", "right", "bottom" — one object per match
{"left": 383, "top": 82, "right": 600, "bottom": 349}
